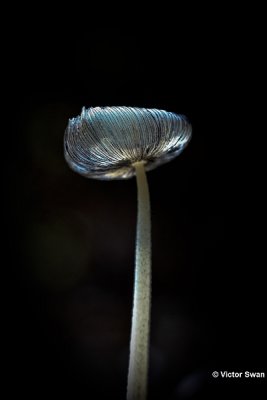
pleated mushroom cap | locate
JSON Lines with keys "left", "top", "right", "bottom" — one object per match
{"left": 64, "top": 106, "right": 192, "bottom": 179}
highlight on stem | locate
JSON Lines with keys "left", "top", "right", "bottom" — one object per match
{"left": 64, "top": 106, "right": 192, "bottom": 400}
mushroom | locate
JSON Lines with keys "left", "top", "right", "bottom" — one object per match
{"left": 64, "top": 106, "right": 192, "bottom": 400}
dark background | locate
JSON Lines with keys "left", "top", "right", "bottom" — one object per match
{"left": 5, "top": 7, "right": 265, "bottom": 400}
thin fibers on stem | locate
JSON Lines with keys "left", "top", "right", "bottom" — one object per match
{"left": 127, "top": 161, "right": 151, "bottom": 400}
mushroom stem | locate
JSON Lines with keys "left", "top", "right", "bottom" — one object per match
{"left": 127, "top": 161, "right": 151, "bottom": 400}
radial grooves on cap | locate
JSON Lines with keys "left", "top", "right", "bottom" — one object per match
{"left": 64, "top": 106, "right": 192, "bottom": 180}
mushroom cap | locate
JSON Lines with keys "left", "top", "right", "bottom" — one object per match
{"left": 64, "top": 106, "right": 192, "bottom": 180}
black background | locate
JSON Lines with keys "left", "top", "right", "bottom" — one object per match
{"left": 5, "top": 6, "right": 265, "bottom": 400}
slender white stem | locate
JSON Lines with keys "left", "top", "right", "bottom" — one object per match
{"left": 127, "top": 161, "right": 151, "bottom": 400}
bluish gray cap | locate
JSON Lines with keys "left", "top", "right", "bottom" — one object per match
{"left": 64, "top": 106, "right": 192, "bottom": 179}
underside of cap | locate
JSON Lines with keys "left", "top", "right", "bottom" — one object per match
{"left": 64, "top": 106, "right": 192, "bottom": 180}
